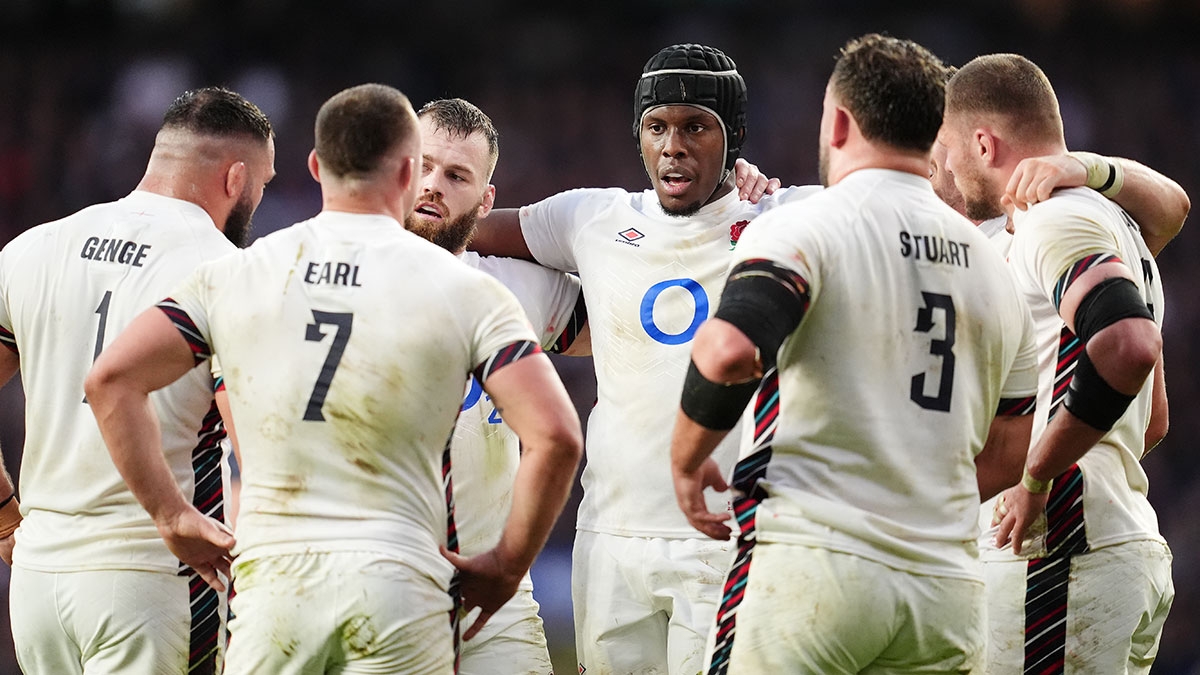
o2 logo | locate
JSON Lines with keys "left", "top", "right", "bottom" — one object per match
{"left": 461, "top": 376, "right": 503, "bottom": 424}
{"left": 640, "top": 278, "right": 709, "bottom": 345}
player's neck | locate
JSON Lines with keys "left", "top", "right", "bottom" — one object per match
{"left": 827, "top": 148, "right": 930, "bottom": 186}
{"left": 321, "top": 191, "right": 409, "bottom": 225}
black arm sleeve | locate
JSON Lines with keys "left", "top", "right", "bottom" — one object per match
{"left": 712, "top": 258, "right": 811, "bottom": 370}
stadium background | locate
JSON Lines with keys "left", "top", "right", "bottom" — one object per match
{"left": 0, "top": 0, "right": 1197, "bottom": 672}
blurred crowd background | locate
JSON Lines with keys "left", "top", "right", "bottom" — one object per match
{"left": 1, "top": 0, "right": 1197, "bottom": 672}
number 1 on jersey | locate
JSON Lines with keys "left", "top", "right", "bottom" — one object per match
{"left": 303, "top": 310, "right": 353, "bottom": 421}
{"left": 83, "top": 290, "right": 113, "bottom": 403}
{"left": 910, "top": 291, "right": 956, "bottom": 412}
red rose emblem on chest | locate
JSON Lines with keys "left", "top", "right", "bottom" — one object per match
{"left": 729, "top": 220, "right": 750, "bottom": 248}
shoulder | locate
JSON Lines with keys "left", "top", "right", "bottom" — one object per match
{"left": 758, "top": 184, "right": 824, "bottom": 211}
{"left": 523, "top": 187, "right": 633, "bottom": 216}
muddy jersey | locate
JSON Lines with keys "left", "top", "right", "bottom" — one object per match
{"left": 165, "top": 211, "right": 538, "bottom": 583}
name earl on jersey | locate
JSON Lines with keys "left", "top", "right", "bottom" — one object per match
{"left": 304, "top": 260, "right": 363, "bottom": 287}
{"left": 899, "top": 231, "right": 971, "bottom": 269}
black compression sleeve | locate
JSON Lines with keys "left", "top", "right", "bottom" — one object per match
{"left": 712, "top": 259, "right": 811, "bottom": 370}
{"left": 1064, "top": 349, "right": 1136, "bottom": 431}
{"left": 1072, "top": 276, "right": 1152, "bottom": 343}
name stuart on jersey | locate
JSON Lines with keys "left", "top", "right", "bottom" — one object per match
{"left": 80, "top": 237, "right": 151, "bottom": 267}
{"left": 899, "top": 231, "right": 971, "bottom": 268}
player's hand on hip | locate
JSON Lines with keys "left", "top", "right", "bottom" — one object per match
{"left": 156, "top": 506, "right": 236, "bottom": 592}
{"left": 734, "top": 158, "right": 781, "bottom": 203}
{"left": 993, "top": 486, "right": 1049, "bottom": 555}
{"left": 673, "top": 457, "right": 733, "bottom": 541}
{"left": 1004, "top": 154, "right": 1086, "bottom": 212}
{"left": 0, "top": 534, "right": 13, "bottom": 566}
{"left": 440, "top": 546, "right": 523, "bottom": 641}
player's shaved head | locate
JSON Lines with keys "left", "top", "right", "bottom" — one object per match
{"left": 830, "top": 33, "right": 950, "bottom": 153}
{"left": 945, "top": 54, "right": 1064, "bottom": 148}
{"left": 316, "top": 84, "right": 419, "bottom": 180}
{"left": 161, "top": 87, "right": 274, "bottom": 142}
{"left": 418, "top": 98, "right": 500, "bottom": 181}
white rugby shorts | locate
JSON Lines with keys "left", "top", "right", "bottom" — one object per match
{"left": 572, "top": 530, "right": 732, "bottom": 675}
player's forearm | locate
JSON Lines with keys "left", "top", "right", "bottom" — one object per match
{"left": 470, "top": 208, "right": 535, "bottom": 260}
{"left": 1024, "top": 408, "right": 1106, "bottom": 483}
{"left": 493, "top": 432, "right": 581, "bottom": 574}
{"left": 1111, "top": 158, "right": 1189, "bottom": 257}
{"left": 671, "top": 411, "right": 727, "bottom": 476}
{"left": 87, "top": 383, "right": 190, "bottom": 523}
{"left": 976, "top": 413, "right": 1033, "bottom": 501}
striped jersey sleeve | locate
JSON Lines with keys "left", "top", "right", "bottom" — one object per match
{"left": 473, "top": 340, "right": 543, "bottom": 384}
{"left": 155, "top": 262, "right": 218, "bottom": 366}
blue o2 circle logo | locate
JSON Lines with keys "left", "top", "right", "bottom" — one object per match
{"left": 461, "top": 376, "right": 483, "bottom": 411}
{"left": 640, "top": 278, "right": 708, "bottom": 345}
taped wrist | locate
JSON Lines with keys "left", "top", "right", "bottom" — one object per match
{"left": 713, "top": 259, "right": 810, "bottom": 370}
{"left": 1064, "top": 349, "right": 1135, "bottom": 431}
{"left": 1069, "top": 151, "right": 1125, "bottom": 198}
{"left": 0, "top": 493, "right": 21, "bottom": 539}
{"left": 680, "top": 359, "right": 759, "bottom": 430}
{"left": 1072, "top": 276, "right": 1153, "bottom": 342}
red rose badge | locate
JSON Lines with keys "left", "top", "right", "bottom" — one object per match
{"left": 729, "top": 220, "right": 750, "bottom": 249}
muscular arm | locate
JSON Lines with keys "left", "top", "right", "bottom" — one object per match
{"left": 976, "top": 413, "right": 1034, "bottom": 502}
{"left": 670, "top": 319, "right": 759, "bottom": 541}
{"left": 469, "top": 208, "right": 535, "bottom": 260}
{"left": 1107, "top": 159, "right": 1189, "bottom": 257}
{"left": 997, "top": 262, "right": 1160, "bottom": 552}
{"left": 1006, "top": 154, "right": 1189, "bottom": 256}
{"left": 445, "top": 351, "right": 582, "bottom": 639}
{"left": 85, "top": 308, "right": 235, "bottom": 588}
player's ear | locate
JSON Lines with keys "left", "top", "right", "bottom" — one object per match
{"left": 974, "top": 129, "right": 996, "bottom": 166}
{"left": 225, "top": 161, "right": 247, "bottom": 199}
{"left": 477, "top": 185, "right": 496, "bottom": 219}
{"left": 307, "top": 150, "right": 321, "bottom": 183}
{"left": 397, "top": 155, "right": 416, "bottom": 194}
{"left": 830, "top": 107, "right": 851, "bottom": 149}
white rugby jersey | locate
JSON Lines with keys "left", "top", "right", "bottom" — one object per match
{"left": 979, "top": 215, "right": 1013, "bottom": 257}
{"left": 165, "top": 211, "right": 538, "bottom": 583}
{"left": 729, "top": 169, "right": 1038, "bottom": 581}
{"left": 0, "top": 191, "right": 234, "bottom": 573}
{"left": 520, "top": 184, "right": 820, "bottom": 537}
{"left": 452, "top": 251, "right": 580, "bottom": 584}
{"left": 978, "top": 187, "right": 1165, "bottom": 561}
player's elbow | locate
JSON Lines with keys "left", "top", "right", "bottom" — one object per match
{"left": 1090, "top": 319, "right": 1161, "bottom": 389}
{"left": 1168, "top": 182, "right": 1190, "bottom": 232}
{"left": 83, "top": 360, "right": 119, "bottom": 407}
{"left": 694, "top": 320, "right": 759, "bottom": 382}
{"left": 547, "top": 418, "right": 584, "bottom": 467}
{"left": 1117, "top": 322, "right": 1163, "bottom": 379}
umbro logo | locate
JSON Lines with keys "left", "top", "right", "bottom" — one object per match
{"left": 615, "top": 228, "right": 644, "bottom": 247}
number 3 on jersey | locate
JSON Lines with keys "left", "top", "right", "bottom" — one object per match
{"left": 910, "top": 291, "right": 956, "bottom": 412}
{"left": 303, "top": 310, "right": 353, "bottom": 421}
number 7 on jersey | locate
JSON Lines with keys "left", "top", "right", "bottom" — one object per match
{"left": 303, "top": 310, "right": 353, "bottom": 421}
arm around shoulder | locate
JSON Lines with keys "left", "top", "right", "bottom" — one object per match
{"left": 470, "top": 208, "right": 534, "bottom": 260}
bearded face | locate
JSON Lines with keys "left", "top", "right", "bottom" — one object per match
{"left": 405, "top": 190, "right": 483, "bottom": 254}
{"left": 223, "top": 189, "right": 256, "bottom": 248}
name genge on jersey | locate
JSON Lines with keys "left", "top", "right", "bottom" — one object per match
{"left": 80, "top": 237, "right": 152, "bottom": 267}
